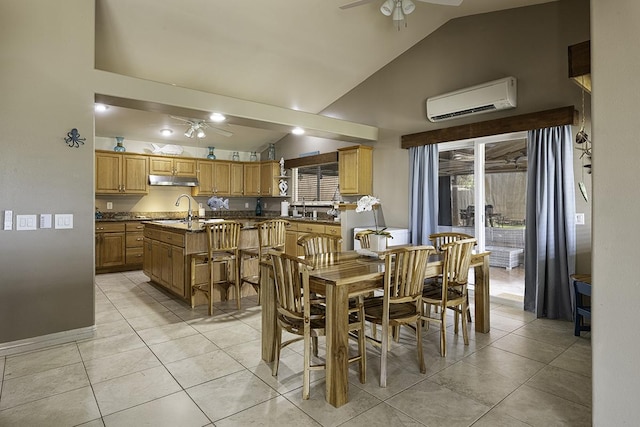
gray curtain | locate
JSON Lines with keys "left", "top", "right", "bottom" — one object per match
{"left": 525, "top": 125, "right": 576, "bottom": 319}
{"left": 409, "top": 145, "right": 439, "bottom": 245}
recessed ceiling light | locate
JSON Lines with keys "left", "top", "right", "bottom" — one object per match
{"left": 160, "top": 129, "right": 173, "bottom": 136}
{"left": 210, "top": 112, "right": 226, "bottom": 122}
{"left": 94, "top": 104, "right": 109, "bottom": 112}
{"left": 292, "top": 127, "right": 305, "bottom": 135}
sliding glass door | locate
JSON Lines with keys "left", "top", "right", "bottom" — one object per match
{"left": 438, "top": 132, "right": 527, "bottom": 302}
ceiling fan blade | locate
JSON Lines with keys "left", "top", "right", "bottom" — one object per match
{"left": 168, "top": 115, "right": 193, "bottom": 124}
{"left": 340, "top": 0, "right": 377, "bottom": 10}
{"left": 416, "top": 0, "right": 463, "bottom": 6}
{"left": 209, "top": 127, "right": 233, "bottom": 138}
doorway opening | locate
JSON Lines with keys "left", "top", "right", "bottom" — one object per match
{"left": 437, "top": 132, "right": 527, "bottom": 304}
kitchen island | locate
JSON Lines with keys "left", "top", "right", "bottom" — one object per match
{"left": 143, "top": 220, "right": 259, "bottom": 305}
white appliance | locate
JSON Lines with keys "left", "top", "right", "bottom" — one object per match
{"left": 426, "top": 76, "right": 517, "bottom": 122}
{"left": 353, "top": 227, "right": 410, "bottom": 250}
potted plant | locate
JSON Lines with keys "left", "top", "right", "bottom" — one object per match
{"left": 355, "top": 195, "right": 392, "bottom": 251}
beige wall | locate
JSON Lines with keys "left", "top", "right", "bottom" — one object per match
{"left": 592, "top": 0, "right": 640, "bottom": 423}
{"left": 309, "top": 0, "right": 592, "bottom": 271}
{"left": 0, "top": 0, "right": 96, "bottom": 343}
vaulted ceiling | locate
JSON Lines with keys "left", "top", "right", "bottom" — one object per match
{"left": 94, "top": 0, "right": 556, "bottom": 152}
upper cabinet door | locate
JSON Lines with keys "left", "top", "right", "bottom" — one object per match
{"left": 122, "top": 154, "right": 148, "bottom": 194}
{"left": 213, "top": 161, "right": 231, "bottom": 195}
{"left": 173, "top": 159, "right": 196, "bottom": 176}
{"left": 244, "top": 163, "right": 261, "bottom": 196}
{"left": 338, "top": 145, "right": 373, "bottom": 195}
{"left": 96, "top": 152, "right": 122, "bottom": 194}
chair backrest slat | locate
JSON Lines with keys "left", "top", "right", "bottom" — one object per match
{"left": 355, "top": 230, "right": 373, "bottom": 249}
{"left": 429, "top": 232, "right": 474, "bottom": 253}
{"left": 385, "top": 246, "right": 435, "bottom": 302}
{"left": 297, "top": 233, "right": 342, "bottom": 256}
{"left": 270, "top": 251, "right": 314, "bottom": 319}
{"left": 441, "top": 238, "right": 476, "bottom": 288}
{"left": 206, "top": 221, "right": 241, "bottom": 257}
{"left": 257, "top": 219, "right": 289, "bottom": 257}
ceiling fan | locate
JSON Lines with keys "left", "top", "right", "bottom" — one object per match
{"left": 169, "top": 115, "right": 233, "bottom": 139}
{"left": 340, "top": 0, "right": 463, "bottom": 27}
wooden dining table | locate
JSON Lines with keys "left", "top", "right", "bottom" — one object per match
{"left": 260, "top": 249, "right": 491, "bottom": 408}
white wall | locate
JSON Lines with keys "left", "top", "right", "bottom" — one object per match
{"left": 592, "top": 0, "right": 640, "bottom": 423}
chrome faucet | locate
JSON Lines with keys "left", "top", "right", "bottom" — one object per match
{"left": 175, "top": 194, "right": 193, "bottom": 222}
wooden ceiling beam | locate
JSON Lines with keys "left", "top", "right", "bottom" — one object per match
{"left": 401, "top": 105, "right": 578, "bottom": 149}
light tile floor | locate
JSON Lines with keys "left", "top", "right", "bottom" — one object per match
{"left": 0, "top": 271, "right": 591, "bottom": 426}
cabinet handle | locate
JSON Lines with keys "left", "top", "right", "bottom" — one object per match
{"left": 136, "top": 237, "right": 143, "bottom": 241}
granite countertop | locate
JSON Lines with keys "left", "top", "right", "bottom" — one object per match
{"left": 97, "top": 215, "right": 340, "bottom": 226}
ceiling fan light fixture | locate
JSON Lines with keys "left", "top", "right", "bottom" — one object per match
{"left": 196, "top": 128, "right": 206, "bottom": 138}
{"left": 392, "top": 4, "right": 404, "bottom": 21}
{"left": 210, "top": 112, "right": 226, "bottom": 122}
{"left": 184, "top": 126, "right": 195, "bottom": 138}
{"left": 160, "top": 128, "right": 173, "bottom": 136}
{"left": 380, "top": 0, "right": 395, "bottom": 16}
{"left": 402, "top": 0, "right": 415, "bottom": 14}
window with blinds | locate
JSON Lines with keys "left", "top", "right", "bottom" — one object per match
{"left": 294, "top": 163, "right": 339, "bottom": 203}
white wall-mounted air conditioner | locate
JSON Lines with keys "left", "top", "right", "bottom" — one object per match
{"left": 426, "top": 76, "right": 517, "bottom": 122}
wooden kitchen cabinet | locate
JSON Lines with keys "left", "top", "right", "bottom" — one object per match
{"left": 213, "top": 161, "right": 231, "bottom": 195}
{"left": 95, "top": 222, "right": 126, "bottom": 270}
{"left": 143, "top": 227, "right": 186, "bottom": 298}
{"left": 287, "top": 221, "right": 344, "bottom": 256}
{"left": 96, "top": 221, "right": 146, "bottom": 273}
{"left": 244, "top": 163, "right": 261, "bottom": 196}
{"left": 193, "top": 160, "right": 214, "bottom": 196}
{"left": 149, "top": 156, "right": 196, "bottom": 177}
{"left": 260, "top": 161, "right": 280, "bottom": 196}
{"left": 125, "top": 222, "right": 145, "bottom": 267}
{"left": 285, "top": 222, "right": 299, "bottom": 255}
{"left": 338, "top": 145, "right": 373, "bottom": 195}
{"left": 192, "top": 160, "right": 231, "bottom": 196}
{"left": 230, "top": 162, "right": 244, "bottom": 196}
{"left": 95, "top": 151, "right": 148, "bottom": 194}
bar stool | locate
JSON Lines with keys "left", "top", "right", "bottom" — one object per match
{"left": 571, "top": 274, "right": 592, "bottom": 336}
{"left": 190, "top": 221, "right": 241, "bottom": 315}
{"left": 239, "top": 219, "right": 289, "bottom": 305}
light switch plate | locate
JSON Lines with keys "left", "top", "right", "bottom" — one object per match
{"left": 55, "top": 214, "right": 74, "bottom": 229}
{"left": 40, "top": 214, "right": 52, "bottom": 229}
{"left": 575, "top": 213, "right": 585, "bottom": 225}
{"left": 16, "top": 214, "right": 37, "bottom": 231}
{"left": 3, "top": 210, "right": 12, "bottom": 230}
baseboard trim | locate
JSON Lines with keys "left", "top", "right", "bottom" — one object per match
{"left": 0, "top": 326, "right": 96, "bottom": 357}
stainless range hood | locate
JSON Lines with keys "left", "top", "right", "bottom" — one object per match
{"left": 149, "top": 174, "right": 199, "bottom": 187}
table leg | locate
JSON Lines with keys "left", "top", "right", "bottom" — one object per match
{"left": 473, "top": 255, "right": 490, "bottom": 333}
{"left": 324, "top": 283, "right": 350, "bottom": 407}
{"left": 260, "top": 262, "right": 276, "bottom": 362}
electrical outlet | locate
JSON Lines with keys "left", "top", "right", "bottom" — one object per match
{"left": 245, "top": 203, "right": 249, "bottom": 208}
{"left": 106, "top": 202, "right": 113, "bottom": 210}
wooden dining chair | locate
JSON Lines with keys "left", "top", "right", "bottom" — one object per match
{"left": 297, "top": 232, "right": 342, "bottom": 256}
{"left": 355, "top": 230, "right": 374, "bottom": 249}
{"left": 269, "top": 250, "right": 367, "bottom": 400}
{"left": 239, "top": 219, "right": 289, "bottom": 305}
{"left": 190, "top": 221, "right": 242, "bottom": 315}
{"left": 363, "top": 245, "right": 435, "bottom": 387}
{"left": 422, "top": 238, "right": 476, "bottom": 357}
{"left": 428, "top": 232, "right": 475, "bottom": 324}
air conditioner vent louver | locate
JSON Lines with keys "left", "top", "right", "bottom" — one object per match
{"left": 430, "top": 104, "right": 497, "bottom": 121}
{"left": 426, "top": 77, "right": 517, "bottom": 122}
